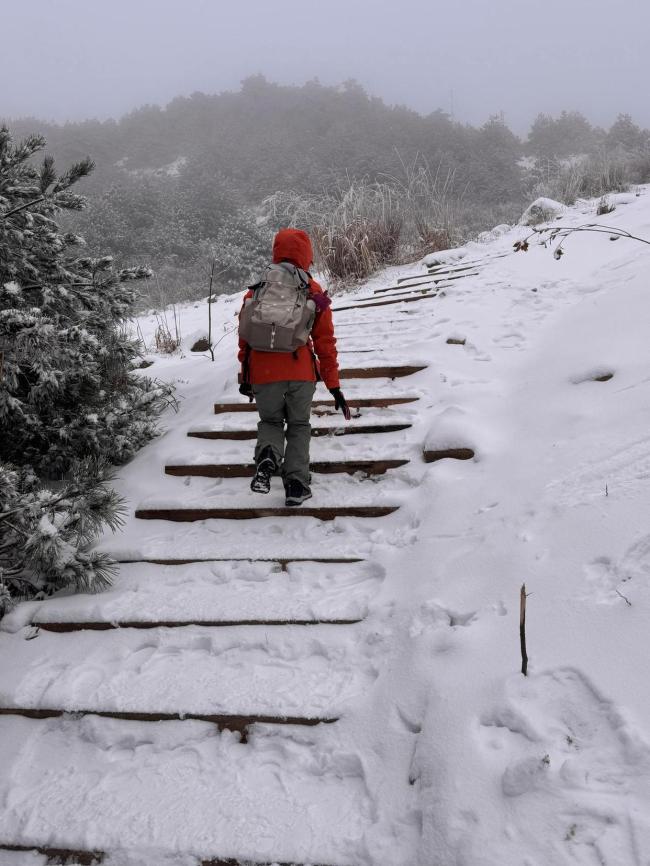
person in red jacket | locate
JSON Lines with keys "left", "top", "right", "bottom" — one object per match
{"left": 238, "top": 228, "right": 350, "bottom": 506}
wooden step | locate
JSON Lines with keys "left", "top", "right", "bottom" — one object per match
{"left": 334, "top": 318, "right": 411, "bottom": 328}
{"left": 426, "top": 252, "right": 508, "bottom": 275}
{"left": 422, "top": 263, "right": 480, "bottom": 277}
{"left": 397, "top": 272, "right": 436, "bottom": 283}
{"left": 214, "top": 396, "right": 419, "bottom": 413}
{"left": 0, "top": 844, "right": 338, "bottom": 866}
{"left": 423, "top": 447, "right": 475, "bottom": 462}
{"left": 135, "top": 505, "right": 399, "bottom": 522}
{"left": 166, "top": 458, "right": 409, "bottom": 477}
{"left": 369, "top": 286, "right": 438, "bottom": 301}
{"left": 32, "top": 616, "right": 364, "bottom": 632}
{"left": 0, "top": 846, "right": 102, "bottom": 866}
{"left": 425, "top": 270, "right": 479, "bottom": 282}
{"left": 188, "top": 423, "right": 411, "bottom": 440}
{"left": 339, "top": 365, "right": 426, "bottom": 379}
{"left": 0, "top": 707, "right": 336, "bottom": 742}
{"left": 115, "top": 557, "right": 364, "bottom": 569}
{"left": 374, "top": 278, "right": 437, "bottom": 293}
{"left": 333, "top": 292, "right": 436, "bottom": 312}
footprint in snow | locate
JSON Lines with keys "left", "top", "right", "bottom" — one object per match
{"left": 477, "top": 667, "right": 650, "bottom": 863}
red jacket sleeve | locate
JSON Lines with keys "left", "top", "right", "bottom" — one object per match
{"left": 310, "top": 279, "right": 340, "bottom": 390}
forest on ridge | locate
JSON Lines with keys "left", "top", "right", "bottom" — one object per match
{"left": 5, "top": 76, "right": 650, "bottom": 306}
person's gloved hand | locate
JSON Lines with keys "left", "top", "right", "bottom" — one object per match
{"left": 239, "top": 382, "right": 254, "bottom": 403}
{"left": 329, "top": 387, "right": 351, "bottom": 420}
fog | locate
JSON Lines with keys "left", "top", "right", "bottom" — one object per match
{"left": 2, "top": 0, "right": 649, "bottom": 132}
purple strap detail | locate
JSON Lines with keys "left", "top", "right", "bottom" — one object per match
{"left": 312, "top": 291, "right": 331, "bottom": 312}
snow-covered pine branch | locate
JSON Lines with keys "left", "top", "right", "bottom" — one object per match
{"left": 0, "top": 125, "right": 174, "bottom": 611}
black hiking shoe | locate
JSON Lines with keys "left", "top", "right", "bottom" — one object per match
{"left": 284, "top": 478, "right": 312, "bottom": 507}
{"left": 251, "top": 448, "right": 277, "bottom": 495}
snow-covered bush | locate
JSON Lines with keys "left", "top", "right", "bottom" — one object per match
{"left": 519, "top": 197, "right": 565, "bottom": 226}
{"left": 527, "top": 151, "right": 631, "bottom": 206}
{"left": 0, "top": 126, "right": 173, "bottom": 609}
{"left": 0, "top": 462, "right": 123, "bottom": 615}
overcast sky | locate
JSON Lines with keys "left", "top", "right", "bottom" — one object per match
{"left": 2, "top": 0, "right": 649, "bottom": 133}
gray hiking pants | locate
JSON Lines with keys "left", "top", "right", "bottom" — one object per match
{"left": 252, "top": 380, "right": 316, "bottom": 487}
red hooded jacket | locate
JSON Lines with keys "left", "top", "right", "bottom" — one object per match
{"left": 238, "top": 228, "right": 340, "bottom": 389}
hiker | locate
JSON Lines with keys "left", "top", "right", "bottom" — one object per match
{"left": 238, "top": 227, "right": 351, "bottom": 506}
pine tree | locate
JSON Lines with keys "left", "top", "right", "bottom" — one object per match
{"left": 0, "top": 126, "right": 173, "bottom": 612}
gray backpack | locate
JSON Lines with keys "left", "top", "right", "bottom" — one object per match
{"left": 239, "top": 262, "right": 317, "bottom": 352}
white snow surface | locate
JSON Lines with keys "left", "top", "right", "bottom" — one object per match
{"left": 4, "top": 189, "right": 650, "bottom": 863}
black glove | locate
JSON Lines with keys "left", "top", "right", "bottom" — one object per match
{"left": 239, "top": 382, "right": 254, "bottom": 403}
{"left": 329, "top": 387, "right": 351, "bottom": 420}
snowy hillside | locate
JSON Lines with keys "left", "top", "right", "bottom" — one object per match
{"left": 2, "top": 188, "right": 650, "bottom": 865}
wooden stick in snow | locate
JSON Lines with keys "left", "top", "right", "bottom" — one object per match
{"left": 520, "top": 583, "right": 528, "bottom": 676}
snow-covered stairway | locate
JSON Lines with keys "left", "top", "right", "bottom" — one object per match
{"left": 0, "top": 278, "right": 441, "bottom": 865}
{"left": 134, "top": 363, "right": 426, "bottom": 523}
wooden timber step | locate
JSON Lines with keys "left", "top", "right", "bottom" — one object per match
{"left": 188, "top": 423, "right": 411, "bottom": 440}
{"left": 423, "top": 447, "right": 475, "bottom": 462}
{"left": 374, "top": 278, "right": 437, "bottom": 293}
{"left": 166, "top": 458, "right": 409, "bottom": 477}
{"left": 426, "top": 254, "right": 508, "bottom": 275}
{"left": 339, "top": 364, "right": 426, "bottom": 379}
{"left": 426, "top": 265, "right": 476, "bottom": 277}
{"left": 0, "top": 707, "right": 336, "bottom": 742}
{"left": 369, "top": 287, "right": 438, "bottom": 301}
{"left": 0, "top": 845, "right": 339, "bottom": 866}
{"left": 0, "top": 846, "right": 102, "bottom": 866}
{"left": 135, "top": 505, "right": 399, "bottom": 521}
{"left": 115, "top": 557, "right": 364, "bottom": 568}
{"left": 214, "top": 396, "right": 419, "bottom": 413}
{"left": 333, "top": 292, "right": 436, "bottom": 312}
{"left": 334, "top": 318, "right": 411, "bottom": 328}
{"left": 32, "top": 616, "right": 364, "bottom": 632}
{"left": 425, "top": 270, "right": 479, "bottom": 282}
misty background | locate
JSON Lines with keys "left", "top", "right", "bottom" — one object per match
{"left": 2, "top": 0, "right": 650, "bottom": 306}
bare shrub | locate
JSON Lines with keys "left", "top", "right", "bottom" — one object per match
{"left": 530, "top": 150, "right": 631, "bottom": 205}
{"left": 153, "top": 309, "right": 181, "bottom": 353}
{"left": 313, "top": 216, "right": 402, "bottom": 281}
{"left": 383, "top": 156, "right": 463, "bottom": 257}
{"left": 597, "top": 196, "right": 615, "bottom": 216}
{"left": 264, "top": 157, "right": 465, "bottom": 284}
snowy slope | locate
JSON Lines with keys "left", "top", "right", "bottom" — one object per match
{"left": 3, "top": 189, "right": 650, "bottom": 864}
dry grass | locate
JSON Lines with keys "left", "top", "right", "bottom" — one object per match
{"left": 153, "top": 309, "right": 181, "bottom": 353}
{"left": 264, "top": 157, "right": 465, "bottom": 284}
{"left": 313, "top": 216, "right": 402, "bottom": 281}
{"left": 531, "top": 150, "right": 631, "bottom": 205}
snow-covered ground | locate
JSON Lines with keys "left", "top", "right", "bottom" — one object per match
{"left": 3, "top": 189, "right": 650, "bottom": 864}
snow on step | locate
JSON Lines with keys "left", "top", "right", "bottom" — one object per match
{"left": 213, "top": 395, "right": 419, "bottom": 414}
{"left": 188, "top": 424, "right": 411, "bottom": 440}
{"left": 374, "top": 278, "right": 437, "bottom": 293}
{"left": 0, "top": 625, "right": 379, "bottom": 717}
{"left": 187, "top": 411, "right": 414, "bottom": 438}
{"left": 422, "top": 406, "right": 481, "bottom": 463}
{"left": 11, "top": 560, "right": 383, "bottom": 628}
{"left": 0, "top": 848, "right": 343, "bottom": 866}
{"left": 133, "top": 474, "right": 404, "bottom": 519}
{"left": 164, "top": 439, "right": 417, "bottom": 468}
{"left": 164, "top": 458, "right": 409, "bottom": 478}
{"left": 0, "top": 714, "right": 373, "bottom": 864}
{"left": 332, "top": 292, "right": 437, "bottom": 312}
{"left": 338, "top": 365, "right": 426, "bottom": 378}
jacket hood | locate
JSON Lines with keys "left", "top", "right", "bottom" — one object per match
{"left": 272, "top": 228, "right": 313, "bottom": 271}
